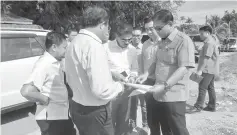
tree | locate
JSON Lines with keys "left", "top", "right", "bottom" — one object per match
{"left": 185, "top": 17, "right": 193, "bottom": 24}
{"left": 2, "top": 1, "right": 185, "bottom": 38}
{"left": 222, "top": 10, "right": 237, "bottom": 37}
{"left": 207, "top": 15, "right": 222, "bottom": 34}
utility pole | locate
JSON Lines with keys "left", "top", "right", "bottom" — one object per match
{"left": 229, "top": 21, "right": 231, "bottom": 37}
{"left": 205, "top": 15, "right": 207, "bottom": 25}
{"left": 133, "top": 3, "right": 135, "bottom": 27}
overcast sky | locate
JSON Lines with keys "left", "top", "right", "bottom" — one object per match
{"left": 177, "top": 0, "right": 237, "bottom": 24}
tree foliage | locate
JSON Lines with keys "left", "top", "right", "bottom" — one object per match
{"left": 1, "top": 0, "right": 185, "bottom": 39}
{"left": 185, "top": 17, "right": 193, "bottom": 24}
{"left": 222, "top": 10, "right": 237, "bottom": 37}
{"left": 207, "top": 15, "right": 222, "bottom": 31}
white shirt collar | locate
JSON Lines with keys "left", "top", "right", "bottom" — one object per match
{"left": 136, "top": 42, "right": 143, "bottom": 49}
{"left": 44, "top": 51, "right": 58, "bottom": 64}
{"left": 79, "top": 29, "right": 102, "bottom": 44}
{"left": 111, "top": 40, "right": 132, "bottom": 50}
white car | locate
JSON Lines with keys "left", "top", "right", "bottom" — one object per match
{"left": 228, "top": 37, "right": 237, "bottom": 52}
{"left": 1, "top": 25, "right": 49, "bottom": 114}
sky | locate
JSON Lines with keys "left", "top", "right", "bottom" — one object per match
{"left": 177, "top": 0, "right": 237, "bottom": 24}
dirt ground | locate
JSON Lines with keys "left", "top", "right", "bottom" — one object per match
{"left": 186, "top": 52, "right": 237, "bottom": 135}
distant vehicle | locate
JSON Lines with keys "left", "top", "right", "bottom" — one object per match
{"left": 228, "top": 37, "right": 237, "bottom": 52}
{"left": 221, "top": 37, "right": 237, "bottom": 52}
{"left": 1, "top": 16, "right": 50, "bottom": 114}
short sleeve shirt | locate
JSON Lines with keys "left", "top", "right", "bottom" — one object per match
{"left": 153, "top": 29, "right": 195, "bottom": 102}
{"left": 25, "top": 52, "right": 69, "bottom": 120}
{"left": 142, "top": 39, "right": 159, "bottom": 80}
{"left": 198, "top": 36, "right": 219, "bottom": 75}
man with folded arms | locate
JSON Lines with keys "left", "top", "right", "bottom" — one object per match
{"left": 136, "top": 9, "right": 195, "bottom": 135}
{"left": 65, "top": 6, "right": 125, "bottom": 135}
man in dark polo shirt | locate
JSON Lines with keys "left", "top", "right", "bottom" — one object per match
{"left": 136, "top": 9, "right": 195, "bottom": 135}
{"left": 189, "top": 25, "right": 219, "bottom": 113}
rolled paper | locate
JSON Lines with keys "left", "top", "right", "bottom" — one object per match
{"left": 128, "top": 89, "right": 147, "bottom": 97}
{"left": 127, "top": 84, "right": 165, "bottom": 97}
{"left": 124, "top": 83, "right": 152, "bottom": 91}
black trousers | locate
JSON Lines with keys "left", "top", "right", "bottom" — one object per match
{"left": 130, "top": 78, "right": 155, "bottom": 126}
{"left": 69, "top": 100, "right": 114, "bottom": 135}
{"left": 112, "top": 94, "right": 132, "bottom": 135}
{"left": 149, "top": 101, "right": 189, "bottom": 135}
{"left": 36, "top": 118, "right": 76, "bottom": 135}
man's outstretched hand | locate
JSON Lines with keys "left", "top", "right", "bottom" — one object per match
{"left": 135, "top": 73, "right": 148, "bottom": 84}
{"left": 149, "top": 84, "right": 166, "bottom": 99}
{"left": 124, "top": 76, "right": 137, "bottom": 91}
{"left": 112, "top": 72, "right": 127, "bottom": 82}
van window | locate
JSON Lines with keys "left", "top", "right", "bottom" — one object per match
{"left": 229, "top": 39, "right": 236, "bottom": 45}
{"left": 1, "top": 37, "right": 44, "bottom": 62}
{"left": 35, "top": 36, "right": 46, "bottom": 50}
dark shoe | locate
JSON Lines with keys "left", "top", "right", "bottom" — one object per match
{"left": 203, "top": 106, "right": 216, "bottom": 112}
{"left": 186, "top": 106, "right": 202, "bottom": 114}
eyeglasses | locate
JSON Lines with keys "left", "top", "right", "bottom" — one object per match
{"left": 154, "top": 24, "right": 167, "bottom": 31}
{"left": 145, "top": 27, "right": 155, "bottom": 32}
{"left": 121, "top": 38, "right": 132, "bottom": 43}
{"left": 132, "top": 35, "right": 141, "bottom": 38}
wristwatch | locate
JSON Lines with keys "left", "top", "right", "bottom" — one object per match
{"left": 164, "top": 81, "right": 171, "bottom": 92}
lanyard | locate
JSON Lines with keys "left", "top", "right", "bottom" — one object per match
{"left": 78, "top": 33, "right": 102, "bottom": 44}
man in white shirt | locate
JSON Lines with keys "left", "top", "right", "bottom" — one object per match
{"left": 104, "top": 23, "right": 138, "bottom": 135}
{"left": 131, "top": 27, "right": 149, "bottom": 131}
{"left": 66, "top": 24, "right": 79, "bottom": 43}
{"left": 20, "top": 32, "right": 76, "bottom": 135}
{"left": 65, "top": 6, "right": 125, "bottom": 135}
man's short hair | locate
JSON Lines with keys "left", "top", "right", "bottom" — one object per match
{"left": 143, "top": 16, "right": 153, "bottom": 24}
{"left": 82, "top": 6, "right": 109, "bottom": 28}
{"left": 116, "top": 23, "right": 133, "bottom": 37}
{"left": 66, "top": 24, "right": 79, "bottom": 34}
{"left": 199, "top": 25, "right": 213, "bottom": 34}
{"left": 153, "top": 9, "right": 174, "bottom": 24}
{"left": 45, "top": 31, "right": 66, "bottom": 50}
{"left": 133, "top": 26, "right": 142, "bottom": 32}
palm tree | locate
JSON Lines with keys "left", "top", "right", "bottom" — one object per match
{"left": 207, "top": 15, "right": 222, "bottom": 34}
{"left": 222, "top": 10, "right": 235, "bottom": 36}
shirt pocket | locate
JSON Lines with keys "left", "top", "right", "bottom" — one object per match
{"left": 163, "top": 47, "right": 176, "bottom": 64}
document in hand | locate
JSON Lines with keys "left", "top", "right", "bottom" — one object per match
{"left": 189, "top": 72, "right": 204, "bottom": 83}
{"left": 125, "top": 83, "right": 152, "bottom": 97}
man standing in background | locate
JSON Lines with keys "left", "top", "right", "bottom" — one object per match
{"left": 189, "top": 25, "right": 219, "bottom": 113}
{"left": 66, "top": 24, "right": 79, "bottom": 43}
{"left": 131, "top": 26, "right": 150, "bottom": 133}
{"left": 140, "top": 16, "right": 163, "bottom": 135}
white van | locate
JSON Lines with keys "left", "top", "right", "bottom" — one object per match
{"left": 1, "top": 24, "right": 49, "bottom": 113}
{"left": 228, "top": 37, "right": 237, "bottom": 52}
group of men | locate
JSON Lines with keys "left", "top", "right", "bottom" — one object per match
{"left": 20, "top": 5, "right": 219, "bottom": 135}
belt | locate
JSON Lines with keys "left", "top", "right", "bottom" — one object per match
{"left": 71, "top": 100, "right": 110, "bottom": 114}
